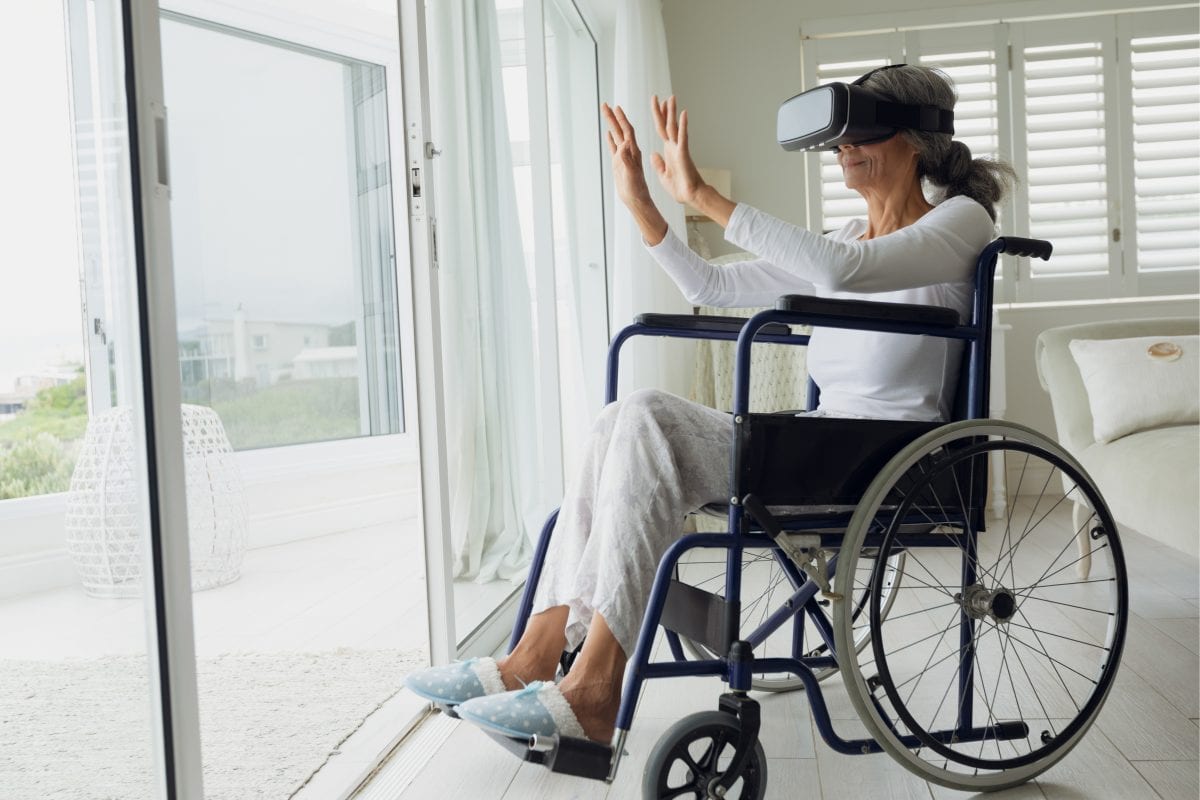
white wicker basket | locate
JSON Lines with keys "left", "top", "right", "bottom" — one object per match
{"left": 64, "top": 404, "right": 247, "bottom": 597}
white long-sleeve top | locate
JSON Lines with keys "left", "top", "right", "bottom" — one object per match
{"left": 646, "top": 195, "right": 997, "bottom": 421}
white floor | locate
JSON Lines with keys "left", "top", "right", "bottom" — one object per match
{"left": 367, "top": 508, "right": 1200, "bottom": 800}
{"left": 0, "top": 521, "right": 524, "bottom": 800}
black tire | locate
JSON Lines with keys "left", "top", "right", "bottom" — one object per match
{"left": 642, "top": 710, "right": 767, "bottom": 799}
{"left": 834, "top": 420, "right": 1127, "bottom": 792}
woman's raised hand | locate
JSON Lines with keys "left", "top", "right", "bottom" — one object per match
{"left": 650, "top": 95, "right": 705, "bottom": 206}
{"left": 602, "top": 102, "right": 654, "bottom": 209}
{"left": 601, "top": 101, "right": 669, "bottom": 244}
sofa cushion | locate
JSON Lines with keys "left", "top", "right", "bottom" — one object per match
{"left": 1069, "top": 334, "right": 1199, "bottom": 443}
{"left": 1078, "top": 425, "right": 1200, "bottom": 558}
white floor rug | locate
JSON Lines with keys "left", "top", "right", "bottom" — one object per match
{"left": 0, "top": 648, "right": 427, "bottom": 799}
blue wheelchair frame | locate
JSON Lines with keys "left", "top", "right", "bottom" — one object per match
{"left": 502, "top": 237, "right": 1055, "bottom": 783}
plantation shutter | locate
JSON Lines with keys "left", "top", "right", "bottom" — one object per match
{"left": 801, "top": 8, "right": 1198, "bottom": 302}
{"left": 908, "top": 26, "right": 1006, "bottom": 167}
{"left": 800, "top": 33, "right": 903, "bottom": 233}
{"left": 1120, "top": 9, "right": 1200, "bottom": 295}
{"left": 1010, "top": 17, "right": 1120, "bottom": 301}
{"left": 908, "top": 24, "right": 1012, "bottom": 294}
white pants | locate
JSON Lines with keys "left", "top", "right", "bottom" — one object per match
{"left": 530, "top": 389, "right": 734, "bottom": 658}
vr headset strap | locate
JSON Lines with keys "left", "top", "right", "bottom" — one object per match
{"left": 874, "top": 100, "right": 955, "bottom": 135}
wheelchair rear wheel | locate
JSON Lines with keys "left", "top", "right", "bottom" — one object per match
{"left": 677, "top": 549, "right": 904, "bottom": 691}
{"left": 643, "top": 710, "right": 767, "bottom": 799}
{"left": 834, "top": 420, "right": 1127, "bottom": 792}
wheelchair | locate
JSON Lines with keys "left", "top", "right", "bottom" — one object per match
{"left": 491, "top": 237, "right": 1128, "bottom": 796}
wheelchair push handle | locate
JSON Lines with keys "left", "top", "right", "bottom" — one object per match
{"left": 994, "top": 236, "right": 1053, "bottom": 260}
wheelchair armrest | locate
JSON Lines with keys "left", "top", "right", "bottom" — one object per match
{"left": 635, "top": 313, "right": 795, "bottom": 337}
{"left": 773, "top": 295, "right": 959, "bottom": 328}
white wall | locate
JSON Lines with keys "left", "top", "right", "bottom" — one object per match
{"left": 660, "top": 0, "right": 1200, "bottom": 439}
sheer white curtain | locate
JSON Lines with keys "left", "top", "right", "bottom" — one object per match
{"left": 428, "top": 0, "right": 540, "bottom": 582}
{"left": 609, "top": 0, "right": 692, "bottom": 397}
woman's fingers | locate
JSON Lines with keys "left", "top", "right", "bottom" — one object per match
{"left": 651, "top": 151, "right": 666, "bottom": 176}
{"left": 678, "top": 108, "right": 688, "bottom": 152}
{"left": 613, "top": 104, "right": 635, "bottom": 141}
{"left": 601, "top": 102, "right": 623, "bottom": 144}
{"left": 603, "top": 103, "right": 645, "bottom": 161}
{"left": 650, "top": 94, "right": 668, "bottom": 141}
{"left": 605, "top": 129, "right": 617, "bottom": 155}
{"left": 666, "top": 95, "right": 677, "bottom": 140}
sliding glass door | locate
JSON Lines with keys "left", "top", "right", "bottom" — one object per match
{"left": 1, "top": 0, "right": 439, "bottom": 796}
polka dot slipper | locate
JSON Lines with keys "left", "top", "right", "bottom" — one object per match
{"left": 456, "top": 681, "right": 587, "bottom": 740}
{"left": 404, "top": 656, "right": 506, "bottom": 706}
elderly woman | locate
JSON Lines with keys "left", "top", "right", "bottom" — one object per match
{"left": 407, "top": 65, "right": 1014, "bottom": 744}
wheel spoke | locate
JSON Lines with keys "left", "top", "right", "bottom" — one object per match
{"left": 1016, "top": 595, "right": 1116, "bottom": 616}
{"left": 900, "top": 606, "right": 963, "bottom": 707}
{"left": 661, "top": 784, "right": 701, "bottom": 800}
{"left": 992, "top": 480, "right": 1081, "bottom": 582}
{"left": 679, "top": 749, "right": 702, "bottom": 776}
{"left": 1002, "top": 621, "right": 1059, "bottom": 739}
{"left": 1004, "top": 613, "right": 1097, "bottom": 698}
{"left": 1021, "top": 543, "right": 1110, "bottom": 592}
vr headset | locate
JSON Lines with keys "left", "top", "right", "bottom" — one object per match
{"left": 777, "top": 64, "right": 954, "bottom": 152}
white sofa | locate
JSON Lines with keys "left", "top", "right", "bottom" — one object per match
{"left": 1036, "top": 317, "right": 1199, "bottom": 573}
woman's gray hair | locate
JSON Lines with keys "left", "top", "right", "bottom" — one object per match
{"left": 861, "top": 64, "right": 1016, "bottom": 221}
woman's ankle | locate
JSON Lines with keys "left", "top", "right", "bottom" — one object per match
{"left": 496, "top": 653, "right": 559, "bottom": 689}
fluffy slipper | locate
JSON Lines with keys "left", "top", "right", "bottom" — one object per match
{"left": 404, "top": 657, "right": 506, "bottom": 706}
{"left": 456, "top": 681, "right": 587, "bottom": 740}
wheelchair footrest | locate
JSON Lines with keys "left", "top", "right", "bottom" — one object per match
{"left": 483, "top": 729, "right": 613, "bottom": 781}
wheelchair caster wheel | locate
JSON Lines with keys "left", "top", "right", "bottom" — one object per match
{"left": 643, "top": 711, "right": 766, "bottom": 799}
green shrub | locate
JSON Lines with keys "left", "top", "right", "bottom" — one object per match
{"left": 211, "top": 378, "right": 361, "bottom": 450}
{"left": 0, "top": 433, "right": 78, "bottom": 500}
{"left": 0, "top": 375, "right": 88, "bottom": 500}
{"left": 0, "top": 375, "right": 89, "bottom": 446}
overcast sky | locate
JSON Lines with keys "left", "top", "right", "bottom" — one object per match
{"left": 0, "top": 4, "right": 87, "bottom": 394}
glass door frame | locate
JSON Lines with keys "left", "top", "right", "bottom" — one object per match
{"left": 120, "top": 0, "right": 202, "bottom": 793}
{"left": 397, "top": 0, "right": 457, "bottom": 669}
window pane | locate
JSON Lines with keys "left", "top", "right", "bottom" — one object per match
{"left": 161, "top": 18, "right": 402, "bottom": 451}
{"left": 160, "top": 9, "right": 429, "bottom": 798}
{"left": 0, "top": 8, "right": 88, "bottom": 502}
